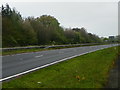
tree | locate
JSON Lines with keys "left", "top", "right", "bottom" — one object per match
{"left": 2, "top": 4, "right": 37, "bottom": 47}
{"left": 34, "top": 15, "right": 66, "bottom": 45}
{"left": 1, "top": 4, "right": 102, "bottom": 47}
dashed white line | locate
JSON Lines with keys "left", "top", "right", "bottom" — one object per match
{"left": 35, "top": 55, "right": 43, "bottom": 58}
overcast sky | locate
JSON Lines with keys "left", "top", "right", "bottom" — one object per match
{"left": 0, "top": 1, "right": 118, "bottom": 37}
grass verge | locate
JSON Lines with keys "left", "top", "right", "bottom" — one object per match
{"left": 2, "top": 46, "right": 119, "bottom": 88}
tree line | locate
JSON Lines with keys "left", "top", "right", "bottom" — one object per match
{"left": 1, "top": 4, "right": 111, "bottom": 47}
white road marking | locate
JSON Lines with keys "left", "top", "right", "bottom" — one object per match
{"left": 35, "top": 55, "right": 43, "bottom": 58}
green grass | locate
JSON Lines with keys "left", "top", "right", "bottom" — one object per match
{"left": 2, "top": 44, "right": 101, "bottom": 56}
{"left": 2, "top": 46, "right": 119, "bottom": 88}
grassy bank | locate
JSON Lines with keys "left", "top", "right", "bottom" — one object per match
{"left": 2, "top": 46, "right": 119, "bottom": 88}
{"left": 2, "top": 43, "right": 101, "bottom": 56}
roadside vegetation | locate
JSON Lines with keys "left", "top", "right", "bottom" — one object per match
{"left": 1, "top": 4, "right": 119, "bottom": 57}
{"left": 2, "top": 46, "right": 119, "bottom": 88}
{"left": 2, "top": 4, "right": 119, "bottom": 48}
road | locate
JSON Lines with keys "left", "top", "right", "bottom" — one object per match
{"left": 1, "top": 44, "right": 119, "bottom": 81}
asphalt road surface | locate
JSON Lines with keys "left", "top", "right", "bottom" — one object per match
{"left": 1, "top": 44, "right": 119, "bottom": 80}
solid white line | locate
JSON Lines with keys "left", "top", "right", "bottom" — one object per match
{"left": 0, "top": 45, "right": 118, "bottom": 82}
